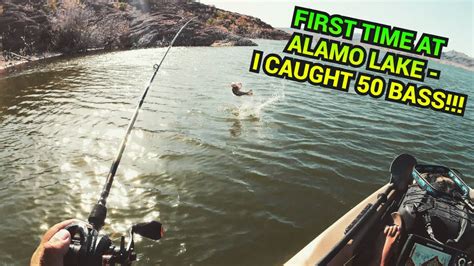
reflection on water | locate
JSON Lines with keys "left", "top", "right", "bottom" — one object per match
{"left": 0, "top": 40, "right": 473, "bottom": 265}
{"left": 229, "top": 119, "right": 242, "bottom": 137}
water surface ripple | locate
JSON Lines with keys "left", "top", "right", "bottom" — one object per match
{"left": 0, "top": 40, "right": 472, "bottom": 265}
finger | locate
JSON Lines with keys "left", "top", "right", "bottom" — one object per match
{"left": 387, "top": 226, "right": 392, "bottom": 236}
{"left": 43, "top": 229, "right": 71, "bottom": 266}
{"left": 42, "top": 219, "right": 79, "bottom": 243}
{"left": 394, "top": 226, "right": 401, "bottom": 238}
{"left": 389, "top": 226, "right": 396, "bottom": 236}
{"left": 44, "top": 229, "right": 71, "bottom": 251}
{"left": 384, "top": 225, "right": 390, "bottom": 235}
{"left": 392, "top": 226, "right": 398, "bottom": 236}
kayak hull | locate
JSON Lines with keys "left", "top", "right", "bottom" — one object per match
{"left": 285, "top": 184, "right": 394, "bottom": 265}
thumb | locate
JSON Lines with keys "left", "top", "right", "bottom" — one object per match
{"left": 43, "top": 229, "right": 71, "bottom": 264}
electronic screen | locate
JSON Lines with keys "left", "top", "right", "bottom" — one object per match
{"left": 398, "top": 234, "right": 469, "bottom": 266}
{"left": 405, "top": 242, "right": 451, "bottom": 266}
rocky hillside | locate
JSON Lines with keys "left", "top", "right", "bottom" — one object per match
{"left": 441, "top": 50, "right": 474, "bottom": 70}
{"left": 0, "top": 0, "right": 289, "bottom": 56}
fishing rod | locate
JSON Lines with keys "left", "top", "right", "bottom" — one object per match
{"left": 64, "top": 17, "right": 195, "bottom": 266}
{"left": 89, "top": 17, "right": 194, "bottom": 231}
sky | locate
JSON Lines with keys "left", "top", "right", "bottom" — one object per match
{"left": 200, "top": 0, "right": 474, "bottom": 57}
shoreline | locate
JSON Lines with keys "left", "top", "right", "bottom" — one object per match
{"left": 0, "top": 52, "right": 62, "bottom": 76}
{"left": 431, "top": 58, "right": 474, "bottom": 73}
{"left": 1, "top": 43, "right": 472, "bottom": 77}
{"left": 0, "top": 41, "right": 258, "bottom": 76}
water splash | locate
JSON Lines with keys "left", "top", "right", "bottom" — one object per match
{"left": 232, "top": 83, "right": 285, "bottom": 120}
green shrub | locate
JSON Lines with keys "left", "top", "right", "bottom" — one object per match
{"left": 119, "top": 2, "right": 127, "bottom": 11}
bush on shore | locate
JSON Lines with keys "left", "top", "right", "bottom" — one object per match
{"left": 50, "top": 0, "right": 130, "bottom": 53}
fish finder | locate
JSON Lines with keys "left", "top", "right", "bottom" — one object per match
{"left": 397, "top": 234, "right": 470, "bottom": 266}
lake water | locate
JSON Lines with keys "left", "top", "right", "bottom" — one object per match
{"left": 0, "top": 40, "right": 472, "bottom": 265}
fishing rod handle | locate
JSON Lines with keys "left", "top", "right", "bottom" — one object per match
{"left": 88, "top": 203, "right": 107, "bottom": 230}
